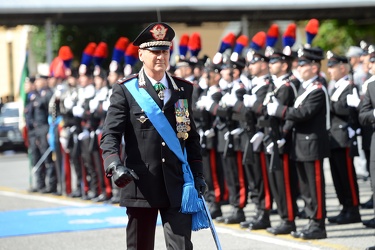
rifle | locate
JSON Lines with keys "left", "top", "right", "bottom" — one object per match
{"left": 347, "top": 69, "right": 360, "bottom": 157}
{"left": 242, "top": 109, "right": 255, "bottom": 165}
{"left": 223, "top": 107, "right": 234, "bottom": 158}
{"left": 268, "top": 116, "right": 282, "bottom": 171}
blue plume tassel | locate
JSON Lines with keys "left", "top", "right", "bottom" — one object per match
{"left": 191, "top": 197, "right": 209, "bottom": 231}
{"left": 180, "top": 177, "right": 201, "bottom": 213}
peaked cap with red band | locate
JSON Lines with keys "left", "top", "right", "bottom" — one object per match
{"left": 133, "top": 22, "right": 175, "bottom": 51}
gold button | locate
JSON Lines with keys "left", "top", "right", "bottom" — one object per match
{"left": 162, "top": 142, "right": 166, "bottom": 146}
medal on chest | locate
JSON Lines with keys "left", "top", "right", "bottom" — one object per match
{"left": 175, "top": 99, "right": 190, "bottom": 140}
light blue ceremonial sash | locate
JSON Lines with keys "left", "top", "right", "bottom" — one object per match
{"left": 48, "top": 115, "right": 62, "bottom": 152}
{"left": 124, "top": 78, "right": 209, "bottom": 230}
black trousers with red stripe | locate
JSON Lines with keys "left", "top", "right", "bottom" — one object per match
{"left": 329, "top": 148, "right": 360, "bottom": 208}
{"left": 267, "top": 153, "right": 298, "bottom": 221}
{"left": 296, "top": 160, "right": 326, "bottom": 221}
{"left": 245, "top": 151, "right": 272, "bottom": 211}
{"left": 202, "top": 149, "right": 228, "bottom": 204}
{"left": 222, "top": 151, "right": 248, "bottom": 209}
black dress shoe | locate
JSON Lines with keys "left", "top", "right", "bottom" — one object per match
{"left": 92, "top": 193, "right": 111, "bottom": 202}
{"left": 224, "top": 209, "right": 246, "bottom": 224}
{"left": 210, "top": 209, "right": 222, "bottom": 219}
{"left": 267, "top": 221, "right": 296, "bottom": 235}
{"left": 336, "top": 210, "right": 361, "bottom": 224}
{"left": 365, "top": 246, "right": 375, "bottom": 250}
{"left": 240, "top": 220, "right": 254, "bottom": 229}
{"left": 105, "top": 196, "right": 120, "bottom": 204}
{"left": 28, "top": 188, "right": 39, "bottom": 193}
{"left": 328, "top": 209, "right": 346, "bottom": 223}
{"left": 249, "top": 216, "right": 271, "bottom": 230}
{"left": 69, "top": 190, "right": 82, "bottom": 198}
{"left": 299, "top": 227, "right": 327, "bottom": 240}
{"left": 291, "top": 230, "right": 303, "bottom": 238}
{"left": 40, "top": 187, "right": 57, "bottom": 194}
{"left": 361, "top": 198, "right": 374, "bottom": 209}
{"left": 363, "top": 218, "right": 375, "bottom": 228}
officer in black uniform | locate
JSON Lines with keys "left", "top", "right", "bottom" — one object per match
{"left": 100, "top": 22, "right": 206, "bottom": 250}
{"left": 359, "top": 45, "right": 375, "bottom": 230}
{"left": 29, "top": 74, "right": 57, "bottom": 193}
{"left": 263, "top": 47, "right": 299, "bottom": 235}
{"left": 239, "top": 49, "right": 273, "bottom": 230}
{"left": 206, "top": 57, "right": 248, "bottom": 225}
{"left": 195, "top": 62, "right": 227, "bottom": 219}
{"left": 326, "top": 51, "right": 361, "bottom": 224}
{"left": 267, "top": 47, "right": 330, "bottom": 240}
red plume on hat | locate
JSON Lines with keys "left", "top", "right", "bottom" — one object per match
{"left": 282, "top": 23, "right": 296, "bottom": 48}
{"left": 110, "top": 37, "right": 130, "bottom": 72}
{"left": 124, "top": 43, "right": 139, "bottom": 76}
{"left": 49, "top": 57, "right": 65, "bottom": 79}
{"left": 266, "top": 24, "right": 279, "bottom": 48}
{"left": 230, "top": 35, "right": 249, "bottom": 62}
{"left": 213, "top": 32, "right": 236, "bottom": 64}
{"left": 49, "top": 46, "right": 73, "bottom": 79}
{"left": 93, "top": 42, "right": 108, "bottom": 67}
{"left": 79, "top": 42, "right": 97, "bottom": 75}
{"left": 249, "top": 31, "right": 266, "bottom": 51}
{"left": 58, "top": 46, "right": 74, "bottom": 68}
{"left": 188, "top": 32, "right": 202, "bottom": 58}
{"left": 81, "top": 42, "right": 97, "bottom": 66}
{"left": 305, "top": 19, "right": 319, "bottom": 46}
{"left": 179, "top": 34, "right": 189, "bottom": 58}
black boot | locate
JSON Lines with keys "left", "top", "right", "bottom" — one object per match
{"left": 240, "top": 209, "right": 261, "bottom": 229}
{"left": 267, "top": 220, "right": 296, "bottom": 235}
{"left": 249, "top": 210, "right": 270, "bottom": 230}
{"left": 336, "top": 207, "right": 361, "bottom": 224}
{"left": 223, "top": 208, "right": 246, "bottom": 224}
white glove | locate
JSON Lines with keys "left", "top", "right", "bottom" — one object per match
{"left": 204, "top": 100, "right": 214, "bottom": 111}
{"left": 348, "top": 127, "right": 355, "bottom": 138}
{"left": 221, "top": 93, "right": 237, "bottom": 107}
{"left": 72, "top": 105, "right": 84, "bottom": 118}
{"left": 59, "top": 137, "right": 70, "bottom": 153}
{"left": 64, "top": 98, "right": 74, "bottom": 110}
{"left": 250, "top": 132, "right": 264, "bottom": 151}
{"left": 373, "top": 109, "right": 375, "bottom": 118}
{"left": 243, "top": 94, "right": 257, "bottom": 108}
{"left": 95, "top": 129, "right": 102, "bottom": 135}
{"left": 266, "top": 138, "right": 286, "bottom": 154}
{"left": 204, "top": 128, "right": 215, "bottom": 138}
{"left": 78, "top": 129, "right": 90, "bottom": 141}
{"left": 102, "top": 100, "right": 110, "bottom": 111}
{"left": 198, "top": 96, "right": 214, "bottom": 111}
{"left": 89, "top": 99, "right": 99, "bottom": 113}
{"left": 346, "top": 88, "right": 360, "bottom": 108}
{"left": 267, "top": 97, "right": 279, "bottom": 116}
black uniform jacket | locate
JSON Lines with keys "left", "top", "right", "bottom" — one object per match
{"left": 329, "top": 80, "right": 355, "bottom": 149}
{"left": 274, "top": 81, "right": 330, "bottom": 162}
{"left": 100, "top": 73, "right": 203, "bottom": 208}
{"left": 359, "top": 80, "right": 375, "bottom": 160}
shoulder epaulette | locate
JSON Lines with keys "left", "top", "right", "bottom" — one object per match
{"left": 117, "top": 74, "right": 138, "bottom": 84}
{"left": 172, "top": 75, "right": 194, "bottom": 85}
{"left": 313, "top": 80, "right": 323, "bottom": 88}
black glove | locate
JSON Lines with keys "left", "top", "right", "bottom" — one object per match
{"left": 105, "top": 161, "right": 139, "bottom": 188}
{"left": 193, "top": 173, "right": 208, "bottom": 195}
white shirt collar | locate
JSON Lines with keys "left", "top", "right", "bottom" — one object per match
{"left": 146, "top": 72, "right": 168, "bottom": 89}
{"left": 302, "top": 76, "right": 318, "bottom": 89}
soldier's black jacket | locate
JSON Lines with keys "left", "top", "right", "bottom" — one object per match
{"left": 359, "top": 80, "right": 375, "bottom": 160}
{"left": 273, "top": 79, "right": 330, "bottom": 162}
{"left": 100, "top": 72, "right": 203, "bottom": 208}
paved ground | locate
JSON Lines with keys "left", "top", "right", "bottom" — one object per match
{"left": 0, "top": 152, "right": 374, "bottom": 250}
